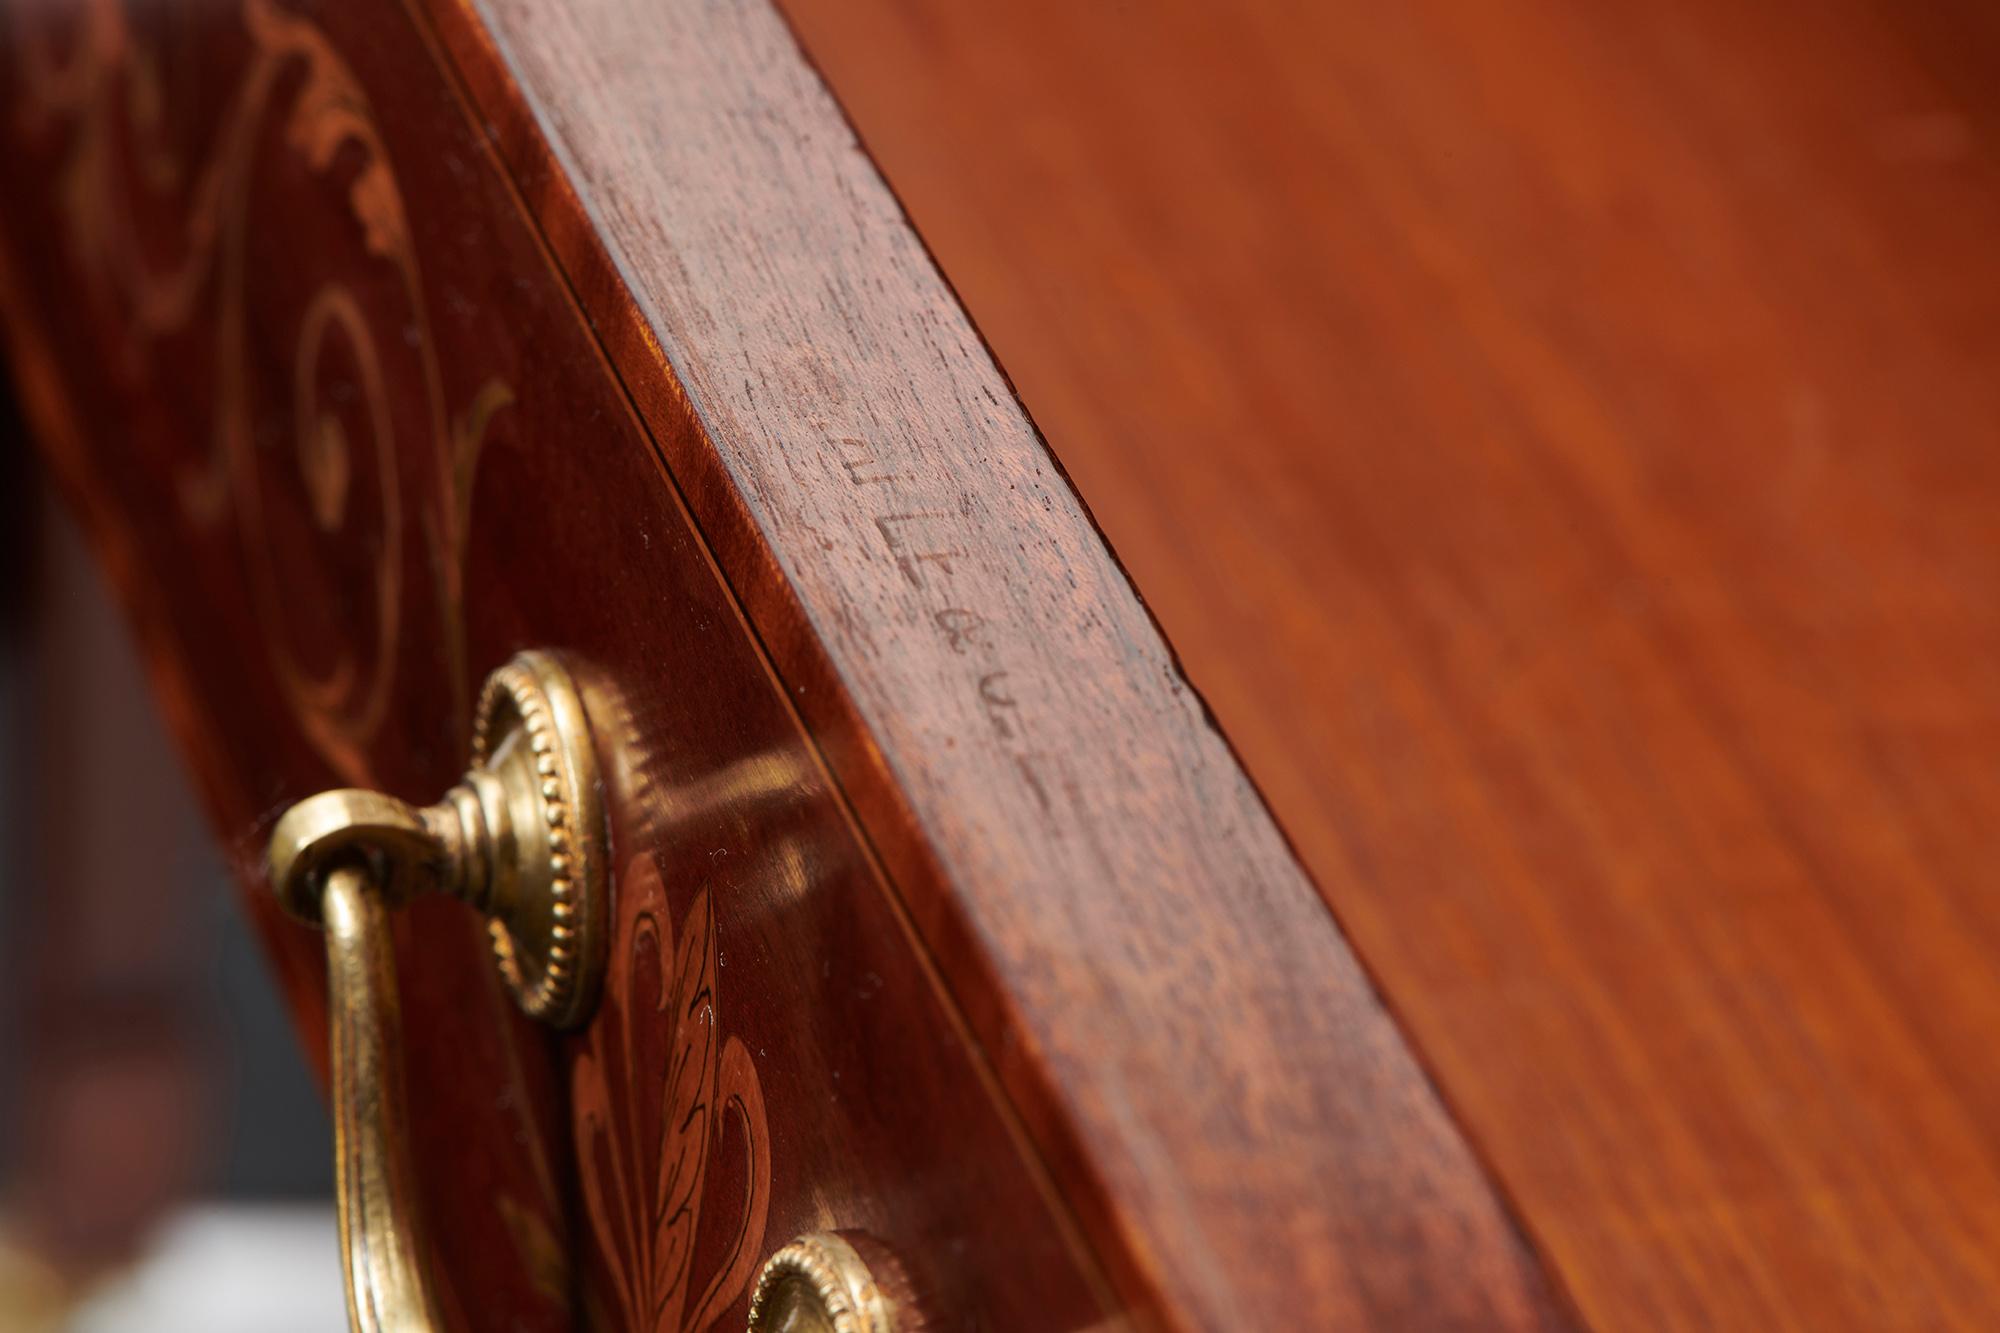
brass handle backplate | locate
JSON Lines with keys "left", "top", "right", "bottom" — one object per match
{"left": 748, "top": 1233, "right": 900, "bottom": 1333}
{"left": 267, "top": 650, "right": 607, "bottom": 1332}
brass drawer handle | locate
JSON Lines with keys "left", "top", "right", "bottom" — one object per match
{"left": 266, "top": 652, "right": 608, "bottom": 1332}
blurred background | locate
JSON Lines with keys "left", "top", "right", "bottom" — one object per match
{"left": 0, "top": 430, "right": 344, "bottom": 1331}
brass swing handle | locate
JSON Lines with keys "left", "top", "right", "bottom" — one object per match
{"left": 322, "top": 861, "right": 440, "bottom": 1332}
{"left": 266, "top": 652, "right": 609, "bottom": 1333}
{"left": 269, "top": 651, "right": 903, "bottom": 1333}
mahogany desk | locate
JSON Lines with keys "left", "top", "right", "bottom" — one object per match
{"left": 2, "top": 0, "right": 1995, "bottom": 1328}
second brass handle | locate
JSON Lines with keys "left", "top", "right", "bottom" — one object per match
{"left": 267, "top": 651, "right": 609, "bottom": 1333}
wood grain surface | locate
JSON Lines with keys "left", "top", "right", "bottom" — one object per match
{"left": 0, "top": 1, "right": 1125, "bottom": 1327}
{"left": 416, "top": 0, "right": 1568, "bottom": 1327}
{"left": 774, "top": 0, "right": 2000, "bottom": 1327}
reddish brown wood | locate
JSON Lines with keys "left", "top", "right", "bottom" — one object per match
{"left": 0, "top": 0, "right": 1573, "bottom": 1330}
{"left": 0, "top": 2, "right": 1123, "bottom": 1328}
{"left": 423, "top": 0, "right": 1568, "bottom": 1328}
{"left": 772, "top": 0, "right": 2000, "bottom": 1327}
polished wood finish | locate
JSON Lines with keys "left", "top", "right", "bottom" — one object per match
{"left": 0, "top": 1, "right": 1141, "bottom": 1327}
{"left": 775, "top": 0, "right": 2000, "bottom": 1327}
{"left": 430, "top": 0, "right": 1565, "bottom": 1327}
{"left": 0, "top": 0, "right": 1586, "bottom": 1326}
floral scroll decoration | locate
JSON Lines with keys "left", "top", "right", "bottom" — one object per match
{"left": 576, "top": 853, "right": 773, "bottom": 1331}
{"left": 11, "top": 0, "right": 509, "bottom": 784}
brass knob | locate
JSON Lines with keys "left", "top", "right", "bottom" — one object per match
{"left": 268, "top": 650, "right": 609, "bottom": 1027}
{"left": 266, "top": 650, "right": 608, "bottom": 1331}
{"left": 747, "top": 1233, "right": 899, "bottom": 1333}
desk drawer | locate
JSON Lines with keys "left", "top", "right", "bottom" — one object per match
{"left": 0, "top": 2, "right": 1105, "bottom": 1327}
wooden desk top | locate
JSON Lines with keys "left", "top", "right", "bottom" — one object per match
{"left": 780, "top": 0, "right": 2000, "bottom": 1326}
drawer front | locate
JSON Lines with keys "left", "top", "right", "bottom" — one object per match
{"left": 0, "top": 1, "right": 1108, "bottom": 1328}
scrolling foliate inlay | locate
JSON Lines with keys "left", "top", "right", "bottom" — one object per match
{"left": 577, "top": 853, "right": 773, "bottom": 1332}
{"left": 11, "top": 0, "right": 509, "bottom": 784}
